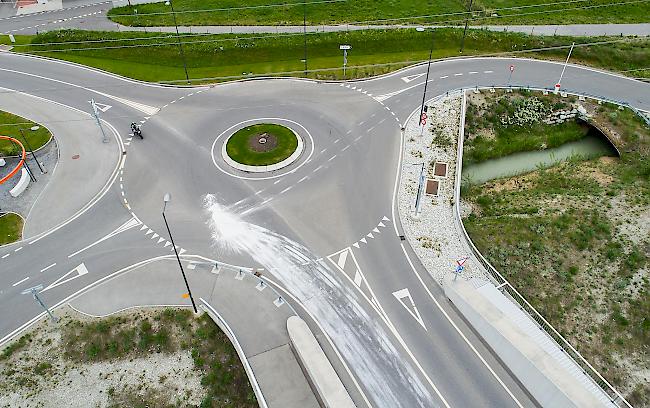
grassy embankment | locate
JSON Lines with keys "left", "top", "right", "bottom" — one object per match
{"left": 2, "top": 28, "right": 648, "bottom": 83}
{"left": 226, "top": 123, "right": 298, "bottom": 166}
{"left": 0, "top": 110, "right": 52, "bottom": 156}
{"left": 0, "top": 213, "right": 23, "bottom": 245}
{"left": 107, "top": 0, "right": 650, "bottom": 26}
{"left": 0, "top": 308, "right": 257, "bottom": 407}
{"left": 461, "top": 92, "right": 649, "bottom": 405}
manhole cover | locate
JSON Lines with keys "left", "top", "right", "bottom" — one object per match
{"left": 72, "top": 154, "right": 80, "bottom": 160}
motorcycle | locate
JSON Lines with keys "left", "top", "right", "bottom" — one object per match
{"left": 130, "top": 122, "right": 143, "bottom": 139}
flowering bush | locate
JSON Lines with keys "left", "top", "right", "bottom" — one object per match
{"left": 500, "top": 97, "right": 551, "bottom": 127}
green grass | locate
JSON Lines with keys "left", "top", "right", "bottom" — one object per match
{"left": 226, "top": 123, "right": 298, "bottom": 166}
{"left": 107, "top": 0, "right": 650, "bottom": 26}
{"left": 60, "top": 308, "right": 256, "bottom": 406}
{"left": 0, "top": 213, "right": 23, "bottom": 245}
{"left": 0, "top": 110, "right": 52, "bottom": 157}
{"left": 4, "top": 29, "right": 649, "bottom": 84}
{"left": 461, "top": 95, "right": 650, "bottom": 403}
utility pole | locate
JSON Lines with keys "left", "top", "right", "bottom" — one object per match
{"left": 302, "top": 1, "right": 308, "bottom": 76}
{"left": 460, "top": 0, "right": 474, "bottom": 53}
{"left": 19, "top": 129, "right": 46, "bottom": 174}
{"left": 169, "top": 0, "right": 190, "bottom": 84}
{"left": 162, "top": 193, "right": 198, "bottom": 313}
{"left": 555, "top": 41, "right": 575, "bottom": 93}
{"left": 21, "top": 285, "right": 58, "bottom": 323}
{"left": 419, "top": 28, "right": 435, "bottom": 136}
{"left": 89, "top": 99, "right": 109, "bottom": 143}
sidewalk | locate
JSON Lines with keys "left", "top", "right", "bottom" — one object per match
{"left": 0, "top": 91, "right": 120, "bottom": 238}
{"left": 69, "top": 258, "right": 320, "bottom": 408}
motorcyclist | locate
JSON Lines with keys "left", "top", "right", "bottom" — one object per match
{"left": 130, "top": 122, "right": 143, "bottom": 139}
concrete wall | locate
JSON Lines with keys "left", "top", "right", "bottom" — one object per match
{"left": 443, "top": 277, "right": 608, "bottom": 408}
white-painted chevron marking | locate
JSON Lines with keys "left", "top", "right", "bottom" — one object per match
{"left": 179, "top": 248, "right": 187, "bottom": 255}
{"left": 378, "top": 222, "right": 386, "bottom": 227}
{"left": 392, "top": 288, "right": 427, "bottom": 330}
{"left": 382, "top": 216, "right": 390, "bottom": 221}
{"left": 373, "top": 227, "right": 380, "bottom": 233}
{"left": 401, "top": 72, "right": 426, "bottom": 83}
{"left": 93, "top": 90, "right": 159, "bottom": 116}
{"left": 145, "top": 229, "right": 153, "bottom": 235}
{"left": 164, "top": 241, "right": 172, "bottom": 247}
{"left": 43, "top": 263, "right": 89, "bottom": 293}
{"left": 151, "top": 233, "right": 159, "bottom": 239}
{"left": 140, "top": 225, "right": 147, "bottom": 231}
{"left": 68, "top": 217, "right": 141, "bottom": 258}
{"left": 360, "top": 237, "right": 367, "bottom": 244}
{"left": 352, "top": 242, "right": 360, "bottom": 248}
{"left": 337, "top": 250, "right": 348, "bottom": 269}
{"left": 157, "top": 237, "right": 165, "bottom": 244}
{"left": 367, "top": 232, "right": 374, "bottom": 239}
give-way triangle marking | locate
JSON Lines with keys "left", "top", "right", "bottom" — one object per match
{"left": 42, "top": 263, "right": 89, "bottom": 293}
{"left": 392, "top": 288, "right": 427, "bottom": 330}
{"left": 88, "top": 101, "right": 112, "bottom": 112}
{"left": 401, "top": 72, "right": 426, "bottom": 83}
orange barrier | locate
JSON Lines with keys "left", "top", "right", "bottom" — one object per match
{"left": 0, "top": 136, "right": 26, "bottom": 185}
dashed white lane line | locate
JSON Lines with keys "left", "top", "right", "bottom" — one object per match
{"left": 469, "top": 71, "right": 478, "bottom": 74}
{"left": 346, "top": 130, "right": 352, "bottom": 134}
{"left": 312, "top": 165, "right": 323, "bottom": 173}
{"left": 261, "top": 198, "right": 272, "bottom": 205}
{"left": 273, "top": 179, "right": 282, "bottom": 185}
{"left": 454, "top": 73, "right": 463, "bottom": 76}
{"left": 358, "top": 121, "right": 365, "bottom": 126}
{"left": 328, "top": 155, "right": 337, "bottom": 162}
{"left": 255, "top": 189, "right": 264, "bottom": 195}
{"left": 2, "top": 254, "right": 9, "bottom": 259}
{"left": 320, "top": 148, "right": 327, "bottom": 154}
{"left": 280, "top": 186, "right": 292, "bottom": 194}
{"left": 384, "top": 106, "right": 391, "bottom": 111}
{"left": 342, "top": 145, "right": 350, "bottom": 152}
{"left": 354, "top": 135, "right": 362, "bottom": 142}
{"left": 40, "top": 263, "right": 56, "bottom": 273}
{"left": 12, "top": 277, "right": 29, "bottom": 287}
{"left": 484, "top": 70, "right": 494, "bottom": 73}
{"left": 14, "top": 247, "right": 22, "bottom": 252}
{"left": 298, "top": 176, "right": 309, "bottom": 183}
{"left": 440, "top": 75, "right": 449, "bottom": 79}
{"left": 367, "top": 126, "right": 375, "bottom": 132}
{"left": 334, "top": 138, "right": 340, "bottom": 144}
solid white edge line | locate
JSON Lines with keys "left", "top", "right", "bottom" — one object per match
{"left": 391, "top": 99, "right": 524, "bottom": 408}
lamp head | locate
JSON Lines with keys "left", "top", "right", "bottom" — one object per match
{"left": 164, "top": 193, "right": 171, "bottom": 203}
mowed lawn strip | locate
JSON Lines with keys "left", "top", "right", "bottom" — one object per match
{"left": 0, "top": 213, "right": 23, "bottom": 245}
{"left": 0, "top": 111, "right": 52, "bottom": 157}
{"left": 226, "top": 124, "right": 298, "bottom": 166}
{"left": 5, "top": 29, "right": 648, "bottom": 84}
{"left": 107, "top": 0, "right": 650, "bottom": 26}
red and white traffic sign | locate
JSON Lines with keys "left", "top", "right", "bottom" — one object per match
{"left": 555, "top": 83, "right": 561, "bottom": 91}
{"left": 420, "top": 112, "right": 427, "bottom": 126}
{"left": 509, "top": 65, "right": 515, "bottom": 72}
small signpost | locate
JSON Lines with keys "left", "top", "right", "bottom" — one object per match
{"left": 89, "top": 98, "right": 109, "bottom": 143}
{"left": 340, "top": 44, "right": 351, "bottom": 78}
{"left": 507, "top": 64, "right": 515, "bottom": 87}
{"left": 21, "top": 284, "right": 58, "bottom": 323}
{"left": 454, "top": 256, "right": 469, "bottom": 280}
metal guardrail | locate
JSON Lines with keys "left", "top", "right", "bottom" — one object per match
{"left": 451, "top": 87, "right": 635, "bottom": 408}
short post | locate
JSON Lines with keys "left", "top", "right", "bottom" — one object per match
{"left": 21, "top": 285, "right": 58, "bottom": 323}
{"left": 340, "top": 44, "right": 351, "bottom": 78}
{"left": 413, "top": 163, "right": 425, "bottom": 216}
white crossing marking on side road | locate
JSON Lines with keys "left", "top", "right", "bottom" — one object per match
{"left": 40, "top": 263, "right": 56, "bottom": 273}
{"left": 392, "top": 288, "right": 427, "bottom": 330}
{"left": 12, "top": 277, "right": 29, "bottom": 287}
{"left": 42, "top": 263, "right": 89, "bottom": 293}
{"left": 401, "top": 72, "right": 426, "bottom": 83}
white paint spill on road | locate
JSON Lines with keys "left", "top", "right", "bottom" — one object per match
{"left": 203, "top": 195, "right": 433, "bottom": 408}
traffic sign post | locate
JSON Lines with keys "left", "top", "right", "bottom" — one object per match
{"left": 89, "top": 99, "right": 109, "bottom": 143}
{"left": 454, "top": 256, "right": 469, "bottom": 280}
{"left": 507, "top": 64, "right": 515, "bottom": 87}
{"left": 556, "top": 42, "right": 575, "bottom": 94}
{"left": 340, "top": 44, "right": 351, "bottom": 78}
{"left": 21, "top": 284, "right": 58, "bottom": 323}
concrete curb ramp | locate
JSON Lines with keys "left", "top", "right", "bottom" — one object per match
{"left": 9, "top": 168, "right": 30, "bottom": 197}
{"left": 287, "top": 316, "right": 356, "bottom": 408}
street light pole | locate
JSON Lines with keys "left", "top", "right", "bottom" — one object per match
{"left": 302, "top": 0, "right": 308, "bottom": 76}
{"left": 19, "top": 129, "right": 46, "bottom": 174}
{"left": 418, "top": 27, "right": 435, "bottom": 136}
{"left": 162, "top": 193, "right": 198, "bottom": 313}
{"left": 412, "top": 162, "right": 425, "bottom": 216}
{"left": 168, "top": 0, "right": 191, "bottom": 85}
{"left": 460, "top": 0, "right": 474, "bottom": 53}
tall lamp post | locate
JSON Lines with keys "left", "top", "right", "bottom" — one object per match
{"left": 168, "top": 0, "right": 191, "bottom": 85}
{"left": 417, "top": 26, "right": 435, "bottom": 136}
{"left": 162, "top": 193, "right": 198, "bottom": 313}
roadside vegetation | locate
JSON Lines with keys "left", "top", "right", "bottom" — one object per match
{"left": 0, "top": 308, "right": 257, "bottom": 407}
{"left": 107, "top": 0, "right": 650, "bottom": 26}
{"left": 3, "top": 29, "right": 648, "bottom": 84}
{"left": 0, "top": 213, "right": 23, "bottom": 245}
{"left": 0, "top": 110, "right": 52, "bottom": 157}
{"left": 461, "top": 91, "right": 650, "bottom": 405}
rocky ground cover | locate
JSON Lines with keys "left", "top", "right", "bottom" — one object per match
{"left": 0, "top": 307, "right": 256, "bottom": 408}
{"left": 398, "top": 91, "right": 489, "bottom": 283}
{"left": 461, "top": 91, "right": 649, "bottom": 406}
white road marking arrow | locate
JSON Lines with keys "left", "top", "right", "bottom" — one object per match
{"left": 401, "top": 72, "right": 426, "bottom": 83}
{"left": 42, "top": 263, "right": 89, "bottom": 292}
{"left": 392, "top": 288, "right": 427, "bottom": 330}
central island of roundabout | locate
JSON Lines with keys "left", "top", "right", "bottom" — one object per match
{"left": 222, "top": 123, "right": 304, "bottom": 173}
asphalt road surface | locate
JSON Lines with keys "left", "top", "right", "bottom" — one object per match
{"left": 1, "top": 52, "right": 649, "bottom": 407}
